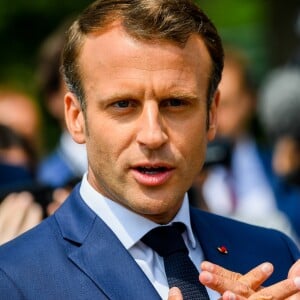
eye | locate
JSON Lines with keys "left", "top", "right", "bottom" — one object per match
{"left": 161, "top": 98, "right": 188, "bottom": 107}
{"left": 112, "top": 100, "right": 137, "bottom": 108}
{"left": 113, "top": 100, "right": 129, "bottom": 108}
{"left": 169, "top": 99, "right": 185, "bottom": 106}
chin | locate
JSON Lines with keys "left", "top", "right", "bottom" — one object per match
{"left": 136, "top": 202, "right": 178, "bottom": 224}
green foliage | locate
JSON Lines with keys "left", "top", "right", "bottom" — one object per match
{"left": 0, "top": 0, "right": 92, "bottom": 91}
{"left": 0, "top": 1, "right": 93, "bottom": 151}
{"left": 197, "top": 0, "right": 271, "bottom": 83}
{"left": 0, "top": 0, "right": 271, "bottom": 92}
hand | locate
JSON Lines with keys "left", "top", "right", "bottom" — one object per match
{"left": 46, "top": 187, "right": 70, "bottom": 216}
{"left": 168, "top": 287, "right": 183, "bottom": 300}
{"left": 199, "top": 260, "right": 300, "bottom": 299}
{"left": 222, "top": 277, "right": 300, "bottom": 300}
{"left": 286, "top": 262, "right": 300, "bottom": 300}
{"left": 0, "top": 192, "right": 43, "bottom": 245}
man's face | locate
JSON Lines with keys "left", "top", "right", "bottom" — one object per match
{"left": 65, "top": 23, "right": 218, "bottom": 224}
{"left": 217, "top": 62, "right": 253, "bottom": 139}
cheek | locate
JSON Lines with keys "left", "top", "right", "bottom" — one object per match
{"left": 176, "top": 121, "right": 208, "bottom": 163}
{"left": 86, "top": 119, "right": 130, "bottom": 164}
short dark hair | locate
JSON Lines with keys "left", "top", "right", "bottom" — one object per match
{"left": 62, "top": 0, "right": 224, "bottom": 112}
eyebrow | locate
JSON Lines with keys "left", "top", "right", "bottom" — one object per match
{"left": 161, "top": 92, "right": 199, "bottom": 101}
{"left": 94, "top": 85, "right": 201, "bottom": 106}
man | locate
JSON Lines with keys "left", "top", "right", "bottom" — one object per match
{"left": 0, "top": 88, "right": 41, "bottom": 159}
{"left": 0, "top": 1, "right": 299, "bottom": 299}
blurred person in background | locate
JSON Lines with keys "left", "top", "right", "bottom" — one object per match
{"left": 0, "top": 23, "right": 84, "bottom": 243}
{"left": 0, "top": 191, "right": 42, "bottom": 246}
{"left": 0, "top": 123, "right": 71, "bottom": 244}
{"left": 258, "top": 66, "right": 300, "bottom": 241}
{"left": 0, "top": 124, "right": 37, "bottom": 189}
{"left": 198, "top": 46, "right": 297, "bottom": 242}
{"left": 0, "top": 124, "right": 43, "bottom": 245}
{"left": 0, "top": 87, "right": 42, "bottom": 159}
{"left": 36, "top": 19, "right": 87, "bottom": 189}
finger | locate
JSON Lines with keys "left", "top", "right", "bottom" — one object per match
{"left": 288, "top": 260, "right": 300, "bottom": 278}
{"left": 201, "top": 261, "right": 242, "bottom": 281}
{"left": 200, "top": 262, "right": 274, "bottom": 297}
{"left": 0, "top": 193, "right": 16, "bottom": 212}
{"left": 11, "top": 192, "right": 35, "bottom": 229}
{"left": 168, "top": 287, "right": 183, "bottom": 300}
{"left": 223, "top": 277, "right": 300, "bottom": 300}
{"left": 47, "top": 202, "right": 61, "bottom": 216}
{"left": 222, "top": 291, "right": 264, "bottom": 300}
{"left": 287, "top": 291, "right": 300, "bottom": 300}
{"left": 47, "top": 188, "right": 70, "bottom": 215}
{"left": 19, "top": 202, "right": 42, "bottom": 234}
{"left": 200, "top": 270, "right": 253, "bottom": 296}
{"left": 52, "top": 188, "right": 69, "bottom": 205}
{"left": 222, "top": 290, "right": 245, "bottom": 300}
{"left": 0, "top": 192, "right": 34, "bottom": 245}
{"left": 0, "top": 193, "right": 22, "bottom": 221}
{"left": 1, "top": 193, "right": 33, "bottom": 232}
{"left": 201, "top": 261, "right": 273, "bottom": 290}
{"left": 251, "top": 277, "right": 300, "bottom": 300}
{"left": 238, "top": 262, "right": 273, "bottom": 291}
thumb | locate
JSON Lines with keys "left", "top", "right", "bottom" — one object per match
{"left": 168, "top": 287, "right": 183, "bottom": 300}
{"left": 288, "top": 260, "right": 300, "bottom": 278}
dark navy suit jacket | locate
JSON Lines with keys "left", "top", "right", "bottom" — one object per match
{"left": 0, "top": 184, "right": 299, "bottom": 299}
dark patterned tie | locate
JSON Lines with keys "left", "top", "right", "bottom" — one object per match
{"left": 141, "top": 223, "right": 209, "bottom": 300}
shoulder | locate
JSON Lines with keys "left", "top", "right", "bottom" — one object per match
{"left": 0, "top": 216, "right": 58, "bottom": 261}
{"left": 190, "top": 207, "right": 300, "bottom": 284}
{"left": 191, "top": 207, "right": 295, "bottom": 242}
{"left": 0, "top": 216, "right": 64, "bottom": 289}
{"left": 0, "top": 186, "right": 83, "bottom": 265}
{"left": 191, "top": 207, "right": 300, "bottom": 260}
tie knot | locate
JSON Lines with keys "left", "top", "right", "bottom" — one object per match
{"left": 141, "top": 223, "right": 188, "bottom": 257}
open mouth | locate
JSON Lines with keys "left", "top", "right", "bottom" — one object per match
{"left": 136, "top": 166, "right": 169, "bottom": 174}
{"left": 132, "top": 164, "right": 174, "bottom": 186}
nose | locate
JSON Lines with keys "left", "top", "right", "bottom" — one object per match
{"left": 136, "top": 102, "right": 168, "bottom": 149}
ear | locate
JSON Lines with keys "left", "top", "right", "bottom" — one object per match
{"left": 207, "top": 89, "right": 219, "bottom": 142}
{"left": 64, "top": 92, "right": 86, "bottom": 144}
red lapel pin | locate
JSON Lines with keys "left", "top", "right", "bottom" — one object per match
{"left": 217, "top": 245, "right": 228, "bottom": 254}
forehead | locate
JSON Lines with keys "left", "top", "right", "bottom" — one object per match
{"left": 78, "top": 23, "right": 212, "bottom": 95}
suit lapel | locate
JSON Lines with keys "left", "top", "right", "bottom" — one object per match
{"left": 190, "top": 208, "right": 238, "bottom": 269}
{"left": 55, "top": 186, "right": 161, "bottom": 300}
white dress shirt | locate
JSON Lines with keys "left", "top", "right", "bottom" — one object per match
{"left": 80, "top": 173, "right": 219, "bottom": 299}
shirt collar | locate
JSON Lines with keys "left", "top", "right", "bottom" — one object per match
{"left": 79, "top": 173, "right": 197, "bottom": 250}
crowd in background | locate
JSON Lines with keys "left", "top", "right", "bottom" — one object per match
{"left": 0, "top": 18, "right": 87, "bottom": 245}
{"left": 0, "top": 10, "right": 300, "bottom": 247}
{"left": 190, "top": 46, "right": 300, "bottom": 245}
